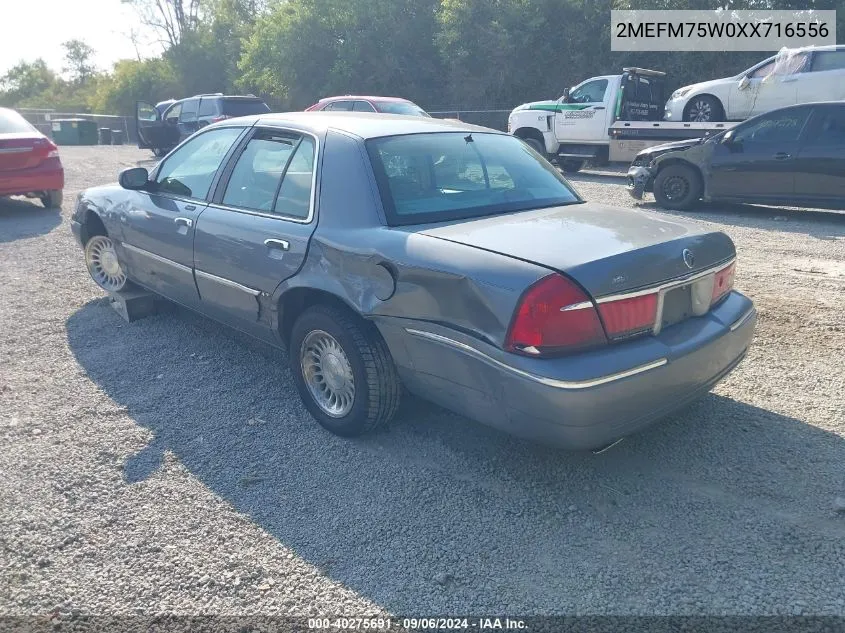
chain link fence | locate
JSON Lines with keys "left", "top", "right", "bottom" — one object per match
{"left": 428, "top": 109, "right": 512, "bottom": 131}
{"left": 17, "top": 108, "right": 136, "bottom": 145}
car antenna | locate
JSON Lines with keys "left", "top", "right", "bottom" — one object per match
{"left": 464, "top": 133, "right": 473, "bottom": 143}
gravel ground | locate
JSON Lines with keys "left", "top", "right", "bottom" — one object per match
{"left": 1, "top": 146, "right": 844, "bottom": 620}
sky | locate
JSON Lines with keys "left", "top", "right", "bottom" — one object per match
{"left": 0, "top": 0, "right": 162, "bottom": 76}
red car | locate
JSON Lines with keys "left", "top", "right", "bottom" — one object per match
{"left": 305, "top": 95, "right": 431, "bottom": 117}
{"left": 0, "top": 107, "right": 64, "bottom": 208}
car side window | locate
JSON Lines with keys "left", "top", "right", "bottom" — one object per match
{"left": 154, "top": 127, "right": 243, "bottom": 199}
{"left": 803, "top": 107, "right": 845, "bottom": 147}
{"left": 180, "top": 99, "right": 199, "bottom": 123}
{"left": 274, "top": 136, "right": 316, "bottom": 218}
{"left": 810, "top": 51, "right": 845, "bottom": 72}
{"left": 568, "top": 79, "right": 608, "bottom": 104}
{"left": 326, "top": 100, "right": 353, "bottom": 111}
{"left": 749, "top": 61, "right": 775, "bottom": 79}
{"left": 222, "top": 132, "right": 298, "bottom": 212}
{"left": 731, "top": 107, "right": 812, "bottom": 146}
{"left": 164, "top": 103, "right": 182, "bottom": 124}
{"left": 198, "top": 98, "right": 218, "bottom": 117}
{"left": 353, "top": 100, "right": 377, "bottom": 112}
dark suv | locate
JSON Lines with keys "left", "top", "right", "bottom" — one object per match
{"left": 136, "top": 94, "right": 271, "bottom": 156}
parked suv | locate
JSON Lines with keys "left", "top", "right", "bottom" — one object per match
{"left": 136, "top": 94, "right": 271, "bottom": 156}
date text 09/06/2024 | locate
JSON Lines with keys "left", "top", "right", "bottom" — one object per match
{"left": 307, "top": 617, "right": 528, "bottom": 630}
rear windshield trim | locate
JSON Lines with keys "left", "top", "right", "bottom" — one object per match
{"left": 365, "top": 132, "right": 583, "bottom": 227}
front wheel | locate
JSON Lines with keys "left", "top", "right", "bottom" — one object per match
{"left": 653, "top": 164, "right": 702, "bottom": 211}
{"left": 84, "top": 235, "right": 128, "bottom": 292}
{"left": 41, "top": 190, "right": 63, "bottom": 208}
{"left": 683, "top": 95, "right": 724, "bottom": 122}
{"left": 521, "top": 137, "right": 546, "bottom": 158}
{"left": 290, "top": 304, "right": 401, "bottom": 437}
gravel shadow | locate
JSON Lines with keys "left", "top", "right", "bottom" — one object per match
{"left": 66, "top": 299, "right": 845, "bottom": 613}
{"left": 0, "top": 197, "right": 62, "bottom": 243}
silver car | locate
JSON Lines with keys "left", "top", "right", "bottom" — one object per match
{"left": 71, "top": 113, "right": 756, "bottom": 450}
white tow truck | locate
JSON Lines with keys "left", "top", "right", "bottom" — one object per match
{"left": 508, "top": 68, "right": 737, "bottom": 171}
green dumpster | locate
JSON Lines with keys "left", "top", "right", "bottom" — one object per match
{"left": 50, "top": 118, "right": 99, "bottom": 146}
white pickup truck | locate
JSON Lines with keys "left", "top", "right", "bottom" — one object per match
{"left": 508, "top": 68, "right": 736, "bottom": 171}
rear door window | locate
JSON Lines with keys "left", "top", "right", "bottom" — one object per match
{"left": 802, "top": 106, "right": 845, "bottom": 147}
{"left": 325, "top": 100, "right": 353, "bottom": 111}
{"left": 810, "top": 51, "right": 845, "bottom": 72}
{"left": 198, "top": 98, "right": 219, "bottom": 117}
{"left": 353, "top": 100, "right": 377, "bottom": 112}
{"left": 221, "top": 129, "right": 316, "bottom": 219}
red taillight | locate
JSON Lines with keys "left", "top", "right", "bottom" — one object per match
{"left": 598, "top": 293, "right": 658, "bottom": 339}
{"left": 712, "top": 262, "right": 735, "bottom": 304}
{"left": 34, "top": 137, "right": 59, "bottom": 160}
{"left": 505, "top": 274, "right": 607, "bottom": 356}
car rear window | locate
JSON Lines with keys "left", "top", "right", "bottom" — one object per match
{"left": 366, "top": 132, "right": 582, "bottom": 226}
{"left": 222, "top": 99, "right": 271, "bottom": 117}
{"left": 0, "top": 109, "right": 37, "bottom": 134}
{"left": 374, "top": 101, "right": 431, "bottom": 117}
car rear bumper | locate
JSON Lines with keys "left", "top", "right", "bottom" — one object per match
{"left": 377, "top": 291, "right": 755, "bottom": 450}
{"left": 0, "top": 159, "right": 64, "bottom": 196}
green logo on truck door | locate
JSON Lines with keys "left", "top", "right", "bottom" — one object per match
{"left": 527, "top": 104, "right": 593, "bottom": 113}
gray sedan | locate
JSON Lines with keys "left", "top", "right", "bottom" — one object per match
{"left": 71, "top": 113, "right": 756, "bottom": 450}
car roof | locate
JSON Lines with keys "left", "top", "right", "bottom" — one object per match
{"left": 214, "top": 111, "right": 497, "bottom": 140}
{"left": 317, "top": 95, "right": 415, "bottom": 103}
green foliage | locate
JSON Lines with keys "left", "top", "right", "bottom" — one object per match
{"left": 89, "top": 58, "right": 179, "bottom": 115}
{"left": 2, "top": 0, "right": 842, "bottom": 114}
{"left": 62, "top": 39, "right": 98, "bottom": 84}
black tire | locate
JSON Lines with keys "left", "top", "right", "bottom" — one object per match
{"left": 289, "top": 304, "right": 401, "bottom": 437}
{"left": 41, "top": 190, "right": 62, "bottom": 208}
{"left": 653, "top": 164, "right": 702, "bottom": 211}
{"left": 559, "top": 159, "right": 585, "bottom": 173}
{"left": 683, "top": 95, "right": 724, "bottom": 122}
{"left": 521, "top": 136, "right": 546, "bottom": 157}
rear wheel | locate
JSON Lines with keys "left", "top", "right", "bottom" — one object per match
{"left": 653, "top": 164, "right": 702, "bottom": 210}
{"left": 290, "top": 304, "right": 400, "bottom": 437}
{"left": 84, "top": 235, "right": 128, "bottom": 292}
{"left": 559, "top": 159, "right": 585, "bottom": 173}
{"left": 41, "top": 190, "right": 62, "bottom": 208}
{"left": 683, "top": 95, "right": 724, "bottom": 122}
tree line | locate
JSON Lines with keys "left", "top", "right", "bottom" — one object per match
{"left": 1, "top": 0, "right": 841, "bottom": 116}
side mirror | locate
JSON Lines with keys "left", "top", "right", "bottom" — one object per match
{"left": 721, "top": 130, "right": 734, "bottom": 145}
{"left": 738, "top": 76, "right": 751, "bottom": 90}
{"left": 560, "top": 88, "right": 571, "bottom": 103}
{"left": 119, "top": 167, "right": 149, "bottom": 190}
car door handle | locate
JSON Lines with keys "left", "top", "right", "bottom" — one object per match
{"left": 174, "top": 217, "right": 193, "bottom": 228}
{"left": 264, "top": 238, "right": 290, "bottom": 251}
{"left": 184, "top": 204, "right": 197, "bottom": 211}
{"left": 593, "top": 106, "right": 606, "bottom": 110}
{"left": 773, "top": 152, "right": 792, "bottom": 161}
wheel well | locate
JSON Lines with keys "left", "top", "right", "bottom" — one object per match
{"left": 684, "top": 94, "right": 724, "bottom": 117}
{"left": 513, "top": 127, "right": 545, "bottom": 145}
{"left": 81, "top": 209, "right": 107, "bottom": 246}
{"left": 656, "top": 158, "right": 702, "bottom": 181}
{"left": 278, "top": 287, "right": 359, "bottom": 347}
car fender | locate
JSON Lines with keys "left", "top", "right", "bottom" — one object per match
{"left": 74, "top": 186, "right": 127, "bottom": 244}
{"left": 652, "top": 147, "right": 713, "bottom": 199}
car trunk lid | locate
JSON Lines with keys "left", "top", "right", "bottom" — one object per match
{"left": 417, "top": 203, "right": 735, "bottom": 299}
{"left": 0, "top": 133, "right": 55, "bottom": 171}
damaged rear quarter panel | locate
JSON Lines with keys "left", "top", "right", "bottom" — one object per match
{"left": 274, "top": 128, "right": 549, "bottom": 359}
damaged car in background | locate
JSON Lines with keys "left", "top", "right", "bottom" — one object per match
{"left": 71, "top": 112, "right": 755, "bottom": 451}
{"left": 664, "top": 45, "right": 845, "bottom": 122}
{"left": 629, "top": 101, "right": 845, "bottom": 210}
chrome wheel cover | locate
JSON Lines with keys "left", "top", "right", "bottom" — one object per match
{"left": 85, "top": 235, "right": 127, "bottom": 292}
{"left": 300, "top": 330, "right": 355, "bottom": 418}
